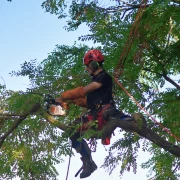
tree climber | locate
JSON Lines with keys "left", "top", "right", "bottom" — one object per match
{"left": 55, "top": 49, "right": 133, "bottom": 178}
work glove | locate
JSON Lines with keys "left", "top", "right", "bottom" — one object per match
{"left": 61, "top": 86, "right": 86, "bottom": 101}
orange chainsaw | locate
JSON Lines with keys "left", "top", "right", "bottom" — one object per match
{"left": 45, "top": 94, "right": 68, "bottom": 116}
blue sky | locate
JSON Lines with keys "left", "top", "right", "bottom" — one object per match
{"left": 0, "top": 0, "right": 87, "bottom": 90}
{"left": 0, "top": 1, "right": 149, "bottom": 179}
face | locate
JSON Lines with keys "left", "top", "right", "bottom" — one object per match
{"left": 85, "top": 64, "right": 94, "bottom": 76}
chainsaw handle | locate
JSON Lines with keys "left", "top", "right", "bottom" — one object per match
{"left": 45, "top": 94, "right": 60, "bottom": 106}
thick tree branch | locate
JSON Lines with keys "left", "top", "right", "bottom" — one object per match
{"left": 0, "top": 103, "right": 41, "bottom": 148}
{"left": 0, "top": 116, "right": 27, "bottom": 148}
{"left": 102, "top": 113, "right": 180, "bottom": 157}
{"left": 41, "top": 111, "right": 67, "bottom": 131}
{"left": 42, "top": 110, "right": 180, "bottom": 157}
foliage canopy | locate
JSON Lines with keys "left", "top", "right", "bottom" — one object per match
{"left": 1, "top": 0, "right": 180, "bottom": 179}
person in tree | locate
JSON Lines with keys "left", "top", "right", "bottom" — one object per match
{"left": 55, "top": 49, "right": 133, "bottom": 178}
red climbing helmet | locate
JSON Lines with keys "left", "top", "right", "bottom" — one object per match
{"left": 83, "top": 49, "right": 104, "bottom": 65}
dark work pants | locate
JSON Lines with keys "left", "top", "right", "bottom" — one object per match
{"left": 69, "top": 106, "right": 130, "bottom": 159}
{"left": 69, "top": 116, "right": 92, "bottom": 159}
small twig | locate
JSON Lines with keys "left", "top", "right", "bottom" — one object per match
{"left": 18, "top": 132, "right": 23, "bottom": 143}
{"left": 0, "top": 76, "right": 6, "bottom": 89}
{"left": 172, "top": 162, "right": 180, "bottom": 173}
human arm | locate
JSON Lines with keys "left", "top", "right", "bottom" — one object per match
{"left": 55, "top": 82, "right": 102, "bottom": 107}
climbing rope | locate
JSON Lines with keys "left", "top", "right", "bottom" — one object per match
{"left": 114, "top": 78, "right": 180, "bottom": 142}
{"left": 114, "top": 0, "right": 180, "bottom": 142}
{"left": 115, "top": 0, "right": 146, "bottom": 76}
{"left": 65, "top": 145, "right": 72, "bottom": 180}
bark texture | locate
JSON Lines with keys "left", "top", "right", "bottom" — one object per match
{"left": 102, "top": 113, "right": 180, "bottom": 157}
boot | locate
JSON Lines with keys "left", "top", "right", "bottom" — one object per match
{"left": 80, "top": 157, "right": 97, "bottom": 178}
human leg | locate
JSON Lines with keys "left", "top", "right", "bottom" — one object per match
{"left": 102, "top": 106, "right": 134, "bottom": 122}
{"left": 69, "top": 117, "right": 97, "bottom": 178}
{"left": 101, "top": 106, "right": 134, "bottom": 144}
